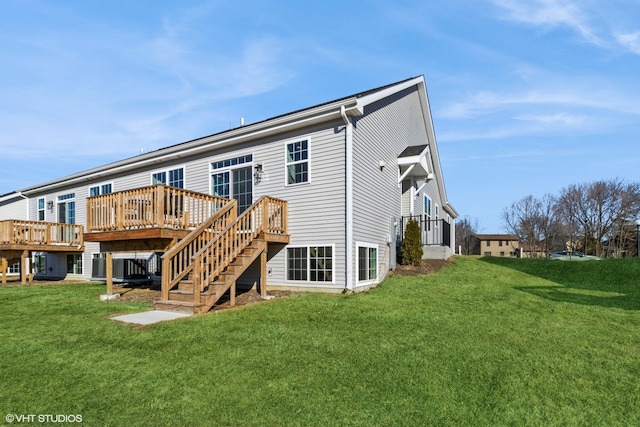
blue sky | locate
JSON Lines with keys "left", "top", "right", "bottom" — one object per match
{"left": 1, "top": 0, "right": 639, "bottom": 232}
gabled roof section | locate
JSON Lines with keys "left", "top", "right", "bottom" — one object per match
{"left": 397, "top": 145, "right": 434, "bottom": 182}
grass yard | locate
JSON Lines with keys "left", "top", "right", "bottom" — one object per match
{"left": 1, "top": 257, "right": 639, "bottom": 426}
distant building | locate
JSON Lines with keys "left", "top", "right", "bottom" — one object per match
{"left": 468, "top": 234, "right": 520, "bottom": 257}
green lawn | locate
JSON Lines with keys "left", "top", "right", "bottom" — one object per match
{"left": 1, "top": 257, "right": 639, "bottom": 426}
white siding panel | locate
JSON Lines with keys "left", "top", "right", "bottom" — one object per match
{"left": 0, "top": 197, "right": 27, "bottom": 220}
{"left": 352, "top": 86, "right": 443, "bottom": 282}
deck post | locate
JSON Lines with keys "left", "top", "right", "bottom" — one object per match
{"left": 100, "top": 252, "right": 119, "bottom": 301}
{"left": 28, "top": 251, "right": 34, "bottom": 283}
{"left": 260, "top": 249, "right": 267, "bottom": 297}
{"left": 20, "top": 250, "right": 28, "bottom": 285}
{"left": 106, "top": 252, "right": 113, "bottom": 295}
{"left": 1, "top": 258, "right": 7, "bottom": 284}
{"left": 230, "top": 281, "right": 236, "bottom": 307}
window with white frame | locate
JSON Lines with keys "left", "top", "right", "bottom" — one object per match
{"left": 33, "top": 254, "right": 46, "bottom": 274}
{"left": 210, "top": 155, "right": 253, "bottom": 213}
{"left": 286, "top": 139, "right": 309, "bottom": 185}
{"left": 286, "top": 245, "right": 333, "bottom": 282}
{"left": 152, "top": 167, "right": 184, "bottom": 188}
{"left": 67, "top": 254, "right": 82, "bottom": 274}
{"left": 57, "top": 193, "right": 75, "bottom": 224}
{"left": 357, "top": 243, "right": 378, "bottom": 283}
{"left": 424, "top": 196, "right": 432, "bottom": 220}
{"left": 8, "top": 262, "right": 20, "bottom": 274}
{"left": 37, "top": 198, "right": 45, "bottom": 221}
{"left": 89, "top": 183, "right": 112, "bottom": 197}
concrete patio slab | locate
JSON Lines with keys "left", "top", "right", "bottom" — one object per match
{"left": 111, "top": 310, "right": 192, "bottom": 325}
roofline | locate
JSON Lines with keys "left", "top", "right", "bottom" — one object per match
{"left": 473, "top": 234, "right": 520, "bottom": 240}
{"left": 413, "top": 77, "right": 459, "bottom": 219}
{"left": 20, "top": 76, "right": 425, "bottom": 195}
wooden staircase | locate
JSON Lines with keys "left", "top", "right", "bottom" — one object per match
{"left": 153, "top": 196, "right": 288, "bottom": 314}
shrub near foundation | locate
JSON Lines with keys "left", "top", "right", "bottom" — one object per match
{"left": 401, "top": 218, "right": 423, "bottom": 266}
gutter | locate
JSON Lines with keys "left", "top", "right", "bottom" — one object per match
{"left": 341, "top": 105, "right": 354, "bottom": 292}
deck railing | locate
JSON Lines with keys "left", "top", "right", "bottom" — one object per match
{"left": 161, "top": 199, "right": 238, "bottom": 295}
{"left": 400, "top": 216, "right": 451, "bottom": 247}
{"left": 86, "top": 184, "right": 229, "bottom": 232}
{"left": 161, "top": 196, "right": 287, "bottom": 302}
{"left": 0, "top": 220, "right": 83, "bottom": 247}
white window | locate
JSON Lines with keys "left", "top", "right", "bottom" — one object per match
{"left": 33, "top": 254, "right": 46, "bottom": 274}
{"left": 8, "top": 262, "right": 20, "bottom": 274}
{"left": 67, "top": 254, "right": 82, "bottom": 274}
{"left": 285, "top": 139, "right": 309, "bottom": 185}
{"left": 152, "top": 167, "right": 184, "bottom": 188}
{"left": 89, "top": 183, "right": 112, "bottom": 197}
{"left": 357, "top": 242, "right": 378, "bottom": 283}
{"left": 286, "top": 245, "right": 334, "bottom": 282}
{"left": 57, "top": 193, "right": 75, "bottom": 224}
{"left": 37, "top": 198, "right": 45, "bottom": 221}
{"left": 210, "top": 155, "right": 253, "bottom": 213}
{"left": 424, "top": 196, "right": 432, "bottom": 220}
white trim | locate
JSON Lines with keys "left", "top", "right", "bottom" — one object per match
{"left": 285, "top": 244, "right": 336, "bottom": 285}
{"left": 341, "top": 106, "right": 354, "bottom": 291}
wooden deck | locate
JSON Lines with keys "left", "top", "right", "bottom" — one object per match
{"left": 0, "top": 220, "right": 84, "bottom": 284}
{"left": 85, "top": 185, "right": 230, "bottom": 252}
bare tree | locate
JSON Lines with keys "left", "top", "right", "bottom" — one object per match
{"left": 502, "top": 194, "right": 560, "bottom": 258}
{"left": 455, "top": 216, "right": 479, "bottom": 255}
{"left": 503, "top": 195, "right": 539, "bottom": 257}
{"left": 556, "top": 179, "right": 640, "bottom": 257}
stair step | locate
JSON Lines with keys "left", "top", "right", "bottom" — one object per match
{"left": 153, "top": 300, "right": 208, "bottom": 314}
{"left": 178, "top": 280, "right": 194, "bottom": 291}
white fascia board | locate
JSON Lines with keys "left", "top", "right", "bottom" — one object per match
{"left": 357, "top": 76, "right": 424, "bottom": 109}
{"left": 0, "top": 191, "right": 23, "bottom": 203}
{"left": 415, "top": 77, "right": 459, "bottom": 218}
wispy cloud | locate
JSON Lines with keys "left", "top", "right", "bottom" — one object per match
{"left": 439, "top": 85, "right": 640, "bottom": 120}
{"left": 489, "top": 0, "right": 640, "bottom": 55}
{"left": 489, "top": 0, "right": 602, "bottom": 45}
{"left": 615, "top": 31, "right": 640, "bottom": 55}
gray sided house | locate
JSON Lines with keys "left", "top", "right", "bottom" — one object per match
{"left": 0, "top": 76, "right": 457, "bottom": 307}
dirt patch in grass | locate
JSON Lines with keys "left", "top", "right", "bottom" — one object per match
{"left": 392, "top": 257, "right": 453, "bottom": 276}
{"left": 113, "top": 284, "right": 298, "bottom": 310}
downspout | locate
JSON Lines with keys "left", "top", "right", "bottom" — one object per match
{"left": 341, "top": 105, "right": 354, "bottom": 292}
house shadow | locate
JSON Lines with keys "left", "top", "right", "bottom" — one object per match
{"left": 479, "top": 257, "right": 640, "bottom": 311}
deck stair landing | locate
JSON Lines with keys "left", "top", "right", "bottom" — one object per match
{"left": 153, "top": 196, "right": 288, "bottom": 314}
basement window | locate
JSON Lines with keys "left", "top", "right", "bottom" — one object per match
{"left": 287, "top": 245, "right": 333, "bottom": 282}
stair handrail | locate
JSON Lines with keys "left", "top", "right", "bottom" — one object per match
{"left": 190, "top": 196, "right": 287, "bottom": 304}
{"left": 161, "top": 199, "right": 237, "bottom": 300}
